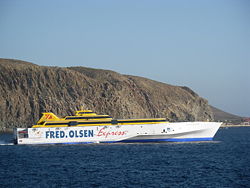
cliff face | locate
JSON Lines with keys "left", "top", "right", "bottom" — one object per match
{"left": 0, "top": 58, "right": 213, "bottom": 129}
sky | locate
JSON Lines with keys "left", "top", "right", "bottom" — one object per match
{"left": 0, "top": 0, "right": 249, "bottom": 117}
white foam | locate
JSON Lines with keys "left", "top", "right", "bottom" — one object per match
{"left": 0, "top": 141, "right": 14, "bottom": 145}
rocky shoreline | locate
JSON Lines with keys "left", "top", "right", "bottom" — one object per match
{"left": 220, "top": 124, "right": 250, "bottom": 128}
{"left": 0, "top": 128, "right": 13, "bottom": 133}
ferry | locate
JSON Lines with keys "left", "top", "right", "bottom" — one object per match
{"left": 14, "top": 109, "right": 221, "bottom": 145}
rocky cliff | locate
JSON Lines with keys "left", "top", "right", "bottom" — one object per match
{"left": 0, "top": 58, "right": 213, "bottom": 129}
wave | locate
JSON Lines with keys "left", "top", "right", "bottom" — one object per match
{"left": 0, "top": 140, "right": 14, "bottom": 145}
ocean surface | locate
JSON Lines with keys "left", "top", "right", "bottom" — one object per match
{"left": 0, "top": 127, "right": 250, "bottom": 188}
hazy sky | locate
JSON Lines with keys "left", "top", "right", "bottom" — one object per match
{"left": 0, "top": 0, "right": 249, "bottom": 117}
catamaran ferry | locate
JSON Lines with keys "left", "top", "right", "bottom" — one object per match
{"left": 14, "top": 109, "right": 221, "bottom": 145}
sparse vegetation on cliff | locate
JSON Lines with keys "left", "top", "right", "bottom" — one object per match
{"left": 0, "top": 58, "right": 214, "bottom": 128}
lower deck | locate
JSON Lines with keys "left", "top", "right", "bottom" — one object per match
{"left": 14, "top": 122, "right": 221, "bottom": 145}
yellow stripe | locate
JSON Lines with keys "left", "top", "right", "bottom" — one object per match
{"left": 32, "top": 121, "right": 168, "bottom": 128}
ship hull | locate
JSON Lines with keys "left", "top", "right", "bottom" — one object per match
{"left": 14, "top": 122, "right": 221, "bottom": 145}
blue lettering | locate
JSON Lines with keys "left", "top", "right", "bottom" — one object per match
{"left": 75, "top": 130, "right": 79, "bottom": 138}
{"left": 46, "top": 131, "right": 50, "bottom": 138}
{"left": 69, "top": 130, "right": 74, "bottom": 138}
{"left": 88, "top": 130, "right": 94, "bottom": 137}
{"left": 79, "top": 130, "right": 83, "bottom": 137}
{"left": 60, "top": 131, "right": 65, "bottom": 138}
{"left": 84, "top": 130, "right": 88, "bottom": 137}
{"left": 50, "top": 131, "right": 55, "bottom": 138}
{"left": 55, "top": 131, "right": 59, "bottom": 138}
{"left": 45, "top": 130, "right": 94, "bottom": 139}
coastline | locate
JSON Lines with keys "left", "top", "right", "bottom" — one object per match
{"left": 0, "top": 128, "right": 13, "bottom": 134}
{"left": 220, "top": 124, "right": 250, "bottom": 128}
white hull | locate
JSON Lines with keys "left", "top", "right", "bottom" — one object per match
{"left": 14, "top": 122, "right": 221, "bottom": 145}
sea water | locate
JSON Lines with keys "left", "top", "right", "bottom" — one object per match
{"left": 0, "top": 127, "right": 249, "bottom": 188}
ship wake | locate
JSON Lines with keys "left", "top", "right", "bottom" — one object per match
{"left": 0, "top": 140, "right": 14, "bottom": 145}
